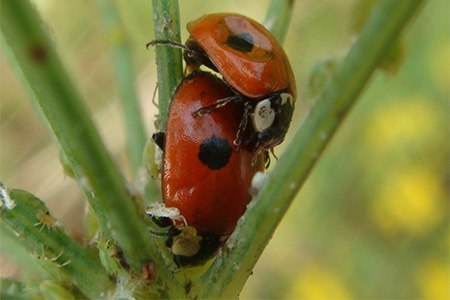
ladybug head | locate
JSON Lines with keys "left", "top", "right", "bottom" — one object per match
{"left": 184, "top": 38, "right": 219, "bottom": 73}
{"left": 168, "top": 226, "right": 225, "bottom": 267}
{"left": 250, "top": 92, "right": 294, "bottom": 151}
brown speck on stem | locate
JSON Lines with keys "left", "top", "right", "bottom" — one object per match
{"left": 29, "top": 43, "right": 48, "bottom": 63}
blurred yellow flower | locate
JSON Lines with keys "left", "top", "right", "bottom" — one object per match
{"left": 416, "top": 260, "right": 450, "bottom": 299}
{"left": 429, "top": 42, "right": 450, "bottom": 91}
{"left": 287, "top": 264, "right": 352, "bottom": 299}
{"left": 371, "top": 167, "right": 446, "bottom": 236}
{"left": 366, "top": 97, "right": 438, "bottom": 155}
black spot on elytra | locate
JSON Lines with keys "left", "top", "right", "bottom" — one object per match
{"left": 29, "top": 44, "right": 48, "bottom": 63}
{"left": 198, "top": 135, "right": 232, "bottom": 170}
{"left": 226, "top": 32, "right": 254, "bottom": 53}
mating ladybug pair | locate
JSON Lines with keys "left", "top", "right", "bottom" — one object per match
{"left": 146, "top": 13, "right": 296, "bottom": 267}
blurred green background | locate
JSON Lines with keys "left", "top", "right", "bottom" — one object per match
{"left": 1, "top": 0, "right": 448, "bottom": 299}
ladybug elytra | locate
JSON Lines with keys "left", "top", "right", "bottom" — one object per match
{"left": 147, "top": 71, "right": 264, "bottom": 266}
{"left": 149, "top": 13, "right": 296, "bottom": 153}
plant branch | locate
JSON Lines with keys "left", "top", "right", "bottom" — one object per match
{"left": 199, "top": 0, "right": 427, "bottom": 298}
{"left": 98, "top": 0, "right": 148, "bottom": 174}
{"left": 0, "top": 0, "right": 176, "bottom": 286}
{"left": 0, "top": 187, "right": 113, "bottom": 298}
{"left": 151, "top": 0, "right": 183, "bottom": 131}
{"left": 263, "top": 0, "right": 295, "bottom": 43}
{"left": 0, "top": 279, "right": 28, "bottom": 299}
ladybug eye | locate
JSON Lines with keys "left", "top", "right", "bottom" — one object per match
{"left": 226, "top": 32, "right": 254, "bottom": 53}
{"left": 185, "top": 50, "right": 195, "bottom": 58}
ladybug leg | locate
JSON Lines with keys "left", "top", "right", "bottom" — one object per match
{"left": 261, "top": 148, "right": 276, "bottom": 169}
{"left": 147, "top": 39, "right": 204, "bottom": 75}
{"left": 148, "top": 227, "right": 174, "bottom": 237}
{"left": 264, "top": 150, "right": 271, "bottom": 168}
{"left": 233, "top": 102, "right": 252, "bottom": 150}
{"left": 270, "top": 148, "right": 278, "bottom": 161}
{"left": 252, "top": 145, "right": 270, "bottom": 168}
{"left": 151, "top": 82, "right": 159, "bottom": 108}
{"left": 152, "top": 132, "right": 165, "bottom": 151}
{"left": 191, "top": 95, "right": 241, "bottom": 117}
{"left": 146, "top": 39, "right": 189, "bottom": 51}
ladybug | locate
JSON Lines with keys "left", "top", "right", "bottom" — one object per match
{"left": 149, "top": 13, "right": 296, "bottom": 153}
{"left": 147, "top": 71, "right": 264, "bottom": 267}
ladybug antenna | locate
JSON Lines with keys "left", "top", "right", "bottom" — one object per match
{"left": 146, "top": 40, "right": 190, "bottom": 51}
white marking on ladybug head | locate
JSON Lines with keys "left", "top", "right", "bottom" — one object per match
{"left": 252, "top": 99, "right": 275, "bottom": 133}
{"left": 280, "top": 93, "right": 294, "bottom": 106}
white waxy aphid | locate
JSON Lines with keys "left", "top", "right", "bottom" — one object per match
{"left": 0, "top": 184, "right": 15, "bottom": 210}
{"left": 145, "top": 202, "right": 187, "bottom": 225}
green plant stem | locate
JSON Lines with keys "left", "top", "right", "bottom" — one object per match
{"left": 199, "top": 0, "right": 427, "bottom": 298}
{"left": 0, "top": 188, "right": 113, "bottom": 298}
{"left": 0, "top": 278, "right": 28, "bottom": 299}
{"left": 0, "top": 0, "right": 175, "bottom": 285}
{"left": 98, "top": 0, "right": 148, "bottom": 174}
{"left": 263, "top": 0, "right": 295, "bottom": 43}
{"left": 151, "top": 0, "right": 183, "bottom": 131}
{"left": 0, "top": 222, "right": 43, "bottom": 276}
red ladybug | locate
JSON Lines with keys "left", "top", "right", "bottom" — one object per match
{"left": 148, "top": 71, "right": 264, "bottom": 266}
{"left": 149, "top": 13, "right": 296, "bottom": 153}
